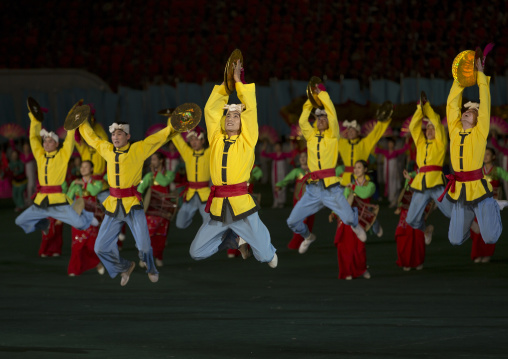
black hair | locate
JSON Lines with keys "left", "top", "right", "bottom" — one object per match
{"left": 153, "top": 152, "right": 166, "bottom": 161}
{"left": 386, "top": 137, "right": 396, "bottom": 144}
{"left": 355, "top": 160, "right": 369, "bottom": 169}
{"left": 82, "top": 160, "right": 94, "bottom": 168}
{"left": 486, "top": 147, "right": 496, "bottom": 157}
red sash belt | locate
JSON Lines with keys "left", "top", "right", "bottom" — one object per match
{"left": 344, "top": 166, "right": 354, "bottom": 172}
{"left": 32, "top": 185, "right": 62, "bottom": 200}
{"left": 188, "top": 181, "right": 209, "bottom": 189}
{"left": 109, "top": 186, "right": 142, "bottom": 202}
{"left": 298, "top": 168, "right": 337, "bottom": 197}
{"left": 437, "top": 169, "right": 484, "bottom": 202}
{"left": 205, "top": 182, "right": 248, "bottom": 213}
{"left": 418, "top": 165, "right": 442, "bottom": 173}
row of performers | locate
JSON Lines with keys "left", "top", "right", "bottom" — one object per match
{"left": 33, "top": 99, "right": 507, "bottom": 280}
{"left": 15, "top": 60, "right": 503, "bottom": 284}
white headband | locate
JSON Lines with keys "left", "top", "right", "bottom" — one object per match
{"left": 40, "top": 129, "right": 59, "bottom": 143}
{"left": 186, "top": 130, "right": 204, "bottom": 141}
{"left": 464, "top": 101, "right": 480, "bottom": 111}
{"left": 315, "top": 109, "right": 327, "bottom": 117}
{"left": 223, "top": 104, "right": 245, "bottom": 113}
{"left": 343, "top": 120, "right": 361, "bottom": 131}
{"left": 109, "top": 123, "right": 130, "bottom": 134}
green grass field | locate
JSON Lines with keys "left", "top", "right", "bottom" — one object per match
{"left": 1, "top": 187, "right": 507, "bottom": 359}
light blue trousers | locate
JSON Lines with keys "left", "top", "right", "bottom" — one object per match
{"left": 287, "top": 182, "right": 358, "bottom": 239}
{"left": 15, "top": 204, "right": 94, "bottom": 234}
{"left": 94, "top": 208, "right": 158, "bottom": 278}
{"left": 176, "top": 195, "right": 207, "bottom": 229}
{"left": 449, "top": 197, "right": 502, "bottom": 245}
{"left": 406, "top": 186, "right": 453, "bottom": 231}
{"left": 190, "top": 207, "right": 276, "bottom": 263}
{"left": 97, "top": 190, "right": 109, "bottom": 204}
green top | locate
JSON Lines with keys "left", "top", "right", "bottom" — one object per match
{"left": 249, "top": 166, "right": 263, "bottom": 183}
{"left": 335, "top": 165, "right": 345, "bottom": 177}
{"left": 137, "top": 170, "right": 176, "bottom": 194}
{"left": 276, "top": 167, "right": 307, "bottom": 188}
{"left": 404, "top": 171, "right": 417, "bottom": 187}
{"left": 343, "top": 180, "right": 376, "bottom": 199}
{"left": 493, "top": 166, "right": 508, "bottom": 182}
{"left": 9, "top": 160, "right": 24, "bottom": 176}
{"left": 67, "top": 179, "right": 103, "bottom": 200}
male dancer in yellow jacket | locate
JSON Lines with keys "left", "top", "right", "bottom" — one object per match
{"left": 16, "top": 112, "right": 97, "bottom": 234}
{"left": 79, "top": 118, "right": 175, "bottom": 285}
{"left": 189, "top": 60, "right": 277, "bottom": 267}
{"left": 443, "top": 58, "right": 502, "bottom": 244}
{"left": 171, "top": 127, "right": 210, "bottom": 228}
{"left": 406, "top": 98, "right": 453, "bottom": 243}
{"left": 339, "top": 117, "right": 391, "bottom": 187}
{"left": 287, "top": 84, "right": 366, "bottom": 253}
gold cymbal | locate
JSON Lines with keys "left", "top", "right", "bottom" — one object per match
{"left": 26, "top": 97, "right": 44, "bottom": 122}
{"left": 375, "top": 101, "right": 394, "bottom": 123}
{"left": 224, "top": 49, "right": 243, "bottom": 95}
{"left": 64, "top": 104, "right": 91, "bottom": 130}
{"left": 452, "top": 49, "right": 482, "bottom": 88}
{"left": 158, "top": 108, "right": 175, "bottom": 117}
{"left": 307, "top": 76, "right": 323, "bottom": 108}
{"left": 169, "top": 103, "right": 202, "bottom": 133}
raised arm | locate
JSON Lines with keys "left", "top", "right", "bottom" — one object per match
{"left": 423, "top": 102, "right": 446, "bottom": 146}
{"left": 446, "top": 81, "right": 465, "bottom": 137}
{"left": 318, "top": 91, "right": 338, "bottom": 138}
{"left": 236, "top": 82, "right": 258, "bottom": 148}
{"left": 79, "top": 120, "right": 112, "bottom": 156}
{"left": 365, "top": 119, "right": 392, "bottom": 153}
{"left": 476, "top": 72, "right": 491, "bottom": 140}
{"left": 28, "top": 113, "right": 45, "bottom": 158}
{"left": 171, "top": 133, "right": 192, "bottom": 161}
{"left": 392, "top": 143, "right": 410, "bottom": 157}
{"left": 298, "top": 100, "right": 315, "bottom": 141}
{"left": 409, "top": 106, "right": 425, "bottom": 147}
{"left": 204, "top": 84, "right": 229, "bottom": 143}
{"left": 60, "top": 129, "right": 76, "bottom": 161}
{"left": 139, "top": 125, "right": 174, "bottom": 160}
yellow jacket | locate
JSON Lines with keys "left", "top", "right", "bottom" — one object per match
{"left": 446, "top": 72, "right": 492, "bottom": 203}
{"left": 205, "top": 82, "right": 258, "bottom": 221}
{"left": 409, "top": 102, "right": 447, "bottom": 191}
{"left": 79, "top": 120, "right": 174, "bottom": 215}
{"left": 171, "top": 133, "right": 210, "bottom": 202}
{"left": 338, "top": 119, "right": 391, "bottom": 186}
{"left": 75, "top": 122, "right": 107, "bottom": 176}
{"left": 299, "top": 91, "right": 340, "bottom": 188}
{"left": 29, "top": 113, "right": 75, "bottom": 208}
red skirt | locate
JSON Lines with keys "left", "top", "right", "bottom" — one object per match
{"left": 470, "top": 218, "right": 496, "bottom": 260}
{"left": 395, "top": 209, "right": 425, "bottom": 268}
{"left": 39, "top": 218, "right": 63, "bottom": 257}
{"left": 334, "top": 222, "right": 367, "bottom": 279}
{"left": 68, "top": 225, "right": 100, "bottom": 275}
{"left": 146, "top": 215, "right": 170, "bottom": 260}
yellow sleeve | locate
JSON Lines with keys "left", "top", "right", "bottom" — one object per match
{"left": 28, "top": 113, "right": 44, "bottom": 159}
{"left": 298, "top": 100, "right": 314, "bottom": 141}
{"left": 171, "top": 133, "right": 192, "bottom": 161}
{"left": 409, "top": 106, "right": 425, "bottom": 146}
{"left": 139, "top": 125, "right": 174, "bottom": 160}
{"left": 204, "top": 84, "right": 229, "bottom": 143}
{"left": 477, "top": 72, "right": 491, "bottom": 140}
{"left": 423, "top": 102, "right": 447, "bottom": 147}
{"left": 317, "top": 91, "right": 338, "bottom": 138}
{"left": 364, "top": 118, "right": 392, "bottom": 153}
{"left": 60, "top": 129, "right": 76, "bottom": 161}
{"left": 236, "top": 82, "right": 258, "bottom": 147}
{"left": 79, "top": 120, "right": 112, "bottom": 157}
{"left": 74, "top": 139, "right": 85, "bottom": 156}
{"left": 446, "top": 81, "right": 465, "bottom": 137}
